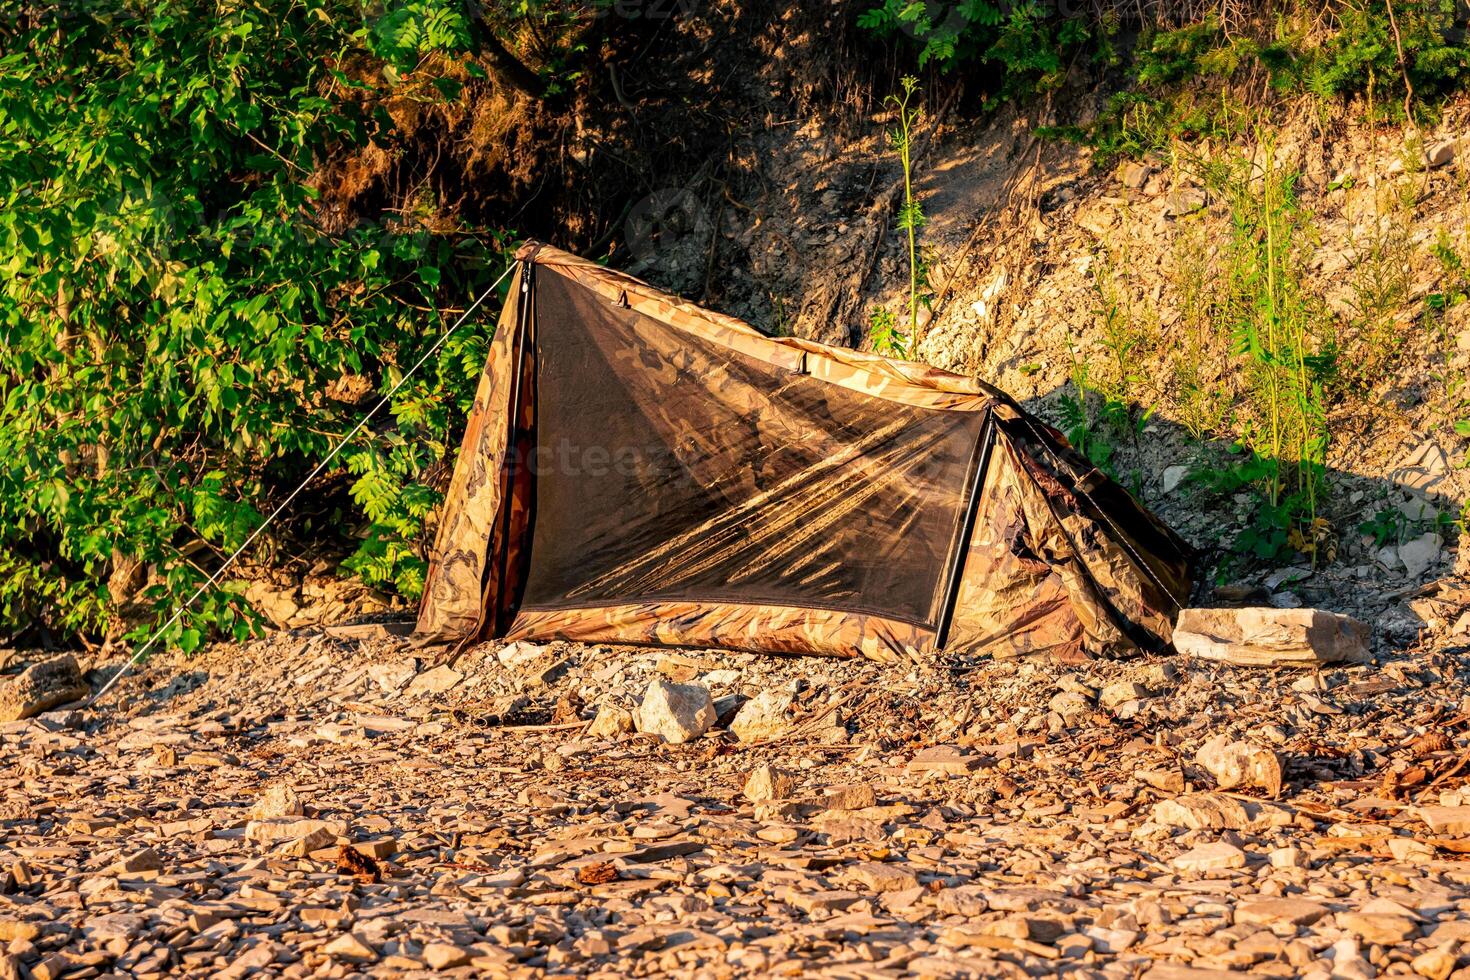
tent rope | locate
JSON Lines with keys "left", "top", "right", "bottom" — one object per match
{"left": 89, "top": 261, "right": 518, "bottom": 708}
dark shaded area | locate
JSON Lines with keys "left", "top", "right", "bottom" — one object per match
{"left": 326, "top": 0, "right": 898, "bottom": 261}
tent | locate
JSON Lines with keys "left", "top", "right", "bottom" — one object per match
{"left": 414, "top": 242, "right": 1192, "bottom": 663}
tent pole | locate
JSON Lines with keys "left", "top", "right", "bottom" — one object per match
{"left": 933, "top": 413, "right": 994, "bottom": 652}
{"left": 489, "top": 258, "right": 536, "bottom": 635}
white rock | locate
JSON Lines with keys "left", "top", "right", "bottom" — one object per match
{"left": 1161, "top": 465, "right": 1190, "bottom": 494}
{"left": 245, "top": 817, "right": 344, "bottom": 844}
{"left": 1163, "top": 186, "right": 1205, "bottom": 216}
{"left": 729, "top": 688, "right": 794, "bottom": 742}
{"left": 699, "top": 669, "right": 741, "bottom": 687}
{"left": 249, "top": 783, "right": 303, "bottom": 821}
{"left": 1195, "top": 735, "right": 1283, "bottom": 797}
{"left": 1399, "top": 494, "right": 1440, "bottom": 523}
{"left": 1172, "top": 841, "right": 1246, "bottom": 872}
{"left": 1048, "top": 690, "right": 1093, "bottom": 722}
{"left": 587, "top": 705, "right": 634, "bottom": 738}
{"left": 1399, "top": 532, "right": 1442, "bottom": 579}
{"left": 1411, "top": 945, "right": 1456, "bottom": 980}
{"left": 406, "top": 664, "right": 463, "bottom": 697}
{"left": 1394, "top": 441, "right": 1450, "bottom": 495}
{"left": 367, "top": 660, "right": 416, "bottom": 694}
{"left": 496, "top": 641, "right": 547, "bottom": 669}
{"left": 743, "top": 764, "right": 793, "bottom": 803}
{"left": 1269, "top": 846, "right": 1308, "bottom": 868}
{"left": 1100, "top": 681, "right": 1148, "bottom": 712}
{"left": 636, "top": 679, "right": 715, "bottom": 744}
{"left": 1377, "top": 544, "right": 1406, "bottom": 571}
{"left": 1388, "top": 837, "right": 1434, "bottom": 862}
{"left": 1152, "top": 793, "right": 1293, "bottom": 831}
{"left": 1118, "top": 161, "right": 1152, "bottom": 189}
{"left": 323, "top": 932, "right": 377, "bottom": 962}
{"left": 1327, "top": 938, "right": 1373, "bottom": 980}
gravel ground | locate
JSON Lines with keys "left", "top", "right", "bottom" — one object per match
{"left": 4, "top": 618, "right": 1470, "bottom": 979}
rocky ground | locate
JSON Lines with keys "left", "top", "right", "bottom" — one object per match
{"left": 5, "top": 598, "right": 1470, "bottom": 980}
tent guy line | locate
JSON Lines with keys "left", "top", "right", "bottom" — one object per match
{"left": 88, "top": 260, "right": 520, "bottom": 708}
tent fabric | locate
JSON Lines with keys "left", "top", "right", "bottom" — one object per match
{"left": 415, "top": 242, "right": 1192, "bottom": 663}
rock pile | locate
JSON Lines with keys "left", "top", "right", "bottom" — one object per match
{"left": 3, "top": 624, "right": 1470, "bottom": 977}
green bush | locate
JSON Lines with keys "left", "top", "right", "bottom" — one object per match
{"left": 1060, "top": 2, "right": 1468, "bottom": 165}
{"left": 857, "top": 0, "right": 1099, "bottom": 99}
{"left": 1306, "top": 0, "right": 1467, "bottom": 107}
{"left": 0, "top": 0, "right": 513, "bottom": 651}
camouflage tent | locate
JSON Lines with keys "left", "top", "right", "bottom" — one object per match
{"left": 415, "top": 242, "right": 1192, "bottom": 663}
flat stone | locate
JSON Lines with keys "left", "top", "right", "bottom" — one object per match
{"left": 1138, "top": 768, "right": 1185, "bottom": 792}
{"left": 80, "top": 912, "right": 146, "bottom": 942}
{"left": 941, "top": 926, "right": 1059, "bottom": 958}
{"left": 1048, "top": 690, "right": 1093, "bottom": 722}
{"left": 822, "top": 783, "right": 877, "bottom": 810}
{"left": 249, "top": 783, "right": 303, "bottom": 821}
{"left": 1100, "top": 681, "right": 1148, "bottom": 711}
{"left": 323, "top": 932, "right": 378, "bottom": 961}
{"left": 782, "top": 888, "right": 863, "bottom": 914}
{"left": 112, "top": 847, "right": 163, "bottom": 874}
{"left": 1338, "top": 912, "right": 1417, "bottom": 945}
{"left": 1417, "top": 806, "right": 1470, "bottom": 835}
{"left": 280, "top": 826, "right": 336, "bottom": 857}
{"left": 1083, "top": 925, "right": 1137, "bottom": 953}
{"left": 907, "top": 744, "right": 980, "bottom": 774}
{"left": 496, "top": 640, "right": 548, "bottom": 668}
{"left": 1152, "top": 793, "right": 1292, "bottom": 831}
{"left": 1400, "top": 532, "right": 1442, "bottom": 579}
{"left": 1411, "top": 946, "right": 1456, "bottom": 980}
{"left": 0, "top": 655, "right": 88, "bottom": 721}
{"left": 845, "top": 861, "right": 919, "bottom": 893}
{"left": 1172, "top": 842, "right": 1246, "bottom": 872}
{"left": 422, "top": 942, "right": 471, "bottom": 970}
{"left": 1162, "top": 465, "right": 1190, "bottom": 494}
{"left": 1236, "top": 898, "right": 1328, "bottom": 927}
{"left": 1118, "top": 161, "right": 1152, "bottom": 189}
{"left": 1172, "top": 607, "right": 1370, "bottom": 666}
{"left": 245, "top": 817, "right": 345, "bottom": 844}
{"left": 367, "top": 659, "right": 417, "bottom": 693}
{"left": 1388, "top": 837, "right": 1435, "bottom": 862}
{"left": 983, "top": 915, "right": 1066, "bottom": 944}
{"left": 1163, "top": 186, "right": 1206, "bottom": 216}
{"left": 1427, "top": 921, "right": 1470, "bottom": 944}
{"left": 406, "top": 665, "right": 463, "bottom": 697}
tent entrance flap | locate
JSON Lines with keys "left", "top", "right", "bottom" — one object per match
{"left": 515, "top": 267, "right": 988, "bottom": 629}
